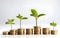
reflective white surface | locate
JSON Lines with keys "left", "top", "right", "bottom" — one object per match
{"left": 0, "top": 35, "right": 59, "bottom": 38}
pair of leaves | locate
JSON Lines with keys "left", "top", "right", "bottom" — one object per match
{"left": 16, "top": 14, "right": 23, "bottom": 20}
{"left": 5, "top": 19, "right": 14, "bottom": 24}
{"left": 30, "top": 9, "right": 45, "bottom": 19}
{"left": 50, "top": 22, "right": 57, "bottom": 27}
{"left": 16, "top": 14, "right": 28, "bottom": 20}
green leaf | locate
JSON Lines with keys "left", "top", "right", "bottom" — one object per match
{"left": 5, "top": 19, "right": 15, "bottom": 24}
{"left": 18, "top": 14, "right": 21, "bottom": 16}
{"left": 16, "top": 14, "right": 28, "bottom": 20}
{"left": 16, "top": 14, "right": 23, "bottom": 20}
{"left": 30, "top": 14, "right": 34, "bottom": 16}
{"left": 38, "top": 14, "right": 46, "bottom": 17}
{"left": 50, "top": 22, "right": 57, "bottom": 27}
{"left": 30, "top": 9, "right": 46, "bottom": 19}
{"left": 31, "top": 9, "right": 38, "bottom": 17}
{"left": 8, "top": 19, "right": 14, "bottom": 23}
{"left": 5, "top": 22, "right": 9, "bottom": 24}
{"left": 16, "top": 16, "right": 19, "bottom": 18}
{"left": 22, "top": 17, "right": 28, "bottom": 19}
{"left": 17, "top": 14, "right": 22, "bottom": 17}
{"left": 31, "top": 9, "right": 37, "bottom": 14}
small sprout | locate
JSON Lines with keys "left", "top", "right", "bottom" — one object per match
{"left": 30, "top": 9, "right": 46, "bottom": 26}
{"left": 5, "top": 19, "right": 15, "bottom": 30}
{"left": 5, "top": 19, "right": 14, "bottom": 24}
{"left": 16, "top": 14, "right": 28, "bottom": 28}
{"left": 50, "top": 22, "right": 57, "bottom": 30}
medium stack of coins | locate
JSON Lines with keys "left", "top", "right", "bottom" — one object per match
{"left": 9, "top": 30, "right": 16, "bottom": 35}
{"left": 34, "top": 26, "right": 41, "bottom": 34}
{"left": 17, "top": 28, "right": 25, "bottom": 35}
{"left": 26, "top": 28, "right": 33, "bottom": 35}
{"left": 42, "top": 28, "right": 50, "bottom": 35}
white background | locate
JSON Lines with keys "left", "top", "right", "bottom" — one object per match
{"left": 0, "top": 0, "right": 60, "bottom": 38}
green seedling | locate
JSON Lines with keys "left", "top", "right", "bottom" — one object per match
{"left": 30, "top": 9, "right": 46, "bottom": 26}
{"left": 16, "top": 14, "right": 28, "bottom": 28}
{"left": 50, "top": 22, "right": 57, "bottom": 30}
{"left": 5, "top": 19, "right": 14, "bottom": 30}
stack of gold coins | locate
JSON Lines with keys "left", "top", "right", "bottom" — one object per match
{"left": 42, "top": 28, "right": 50, "bottom": 35}
{"left": 3, "top": 31, "right": 8, "bottom": 35}
{"left": 51, "top": 30, "right": 57, "bottom": 35}
{"left": 34, "top": 26, "right": 41, "bottom": 34}
{"left": 9, "top": 29, "right": 16, "bottom": 35}
{"left": 26, "top": 28, "right": 33, "bottom": 35}
{"left": 17, "top": 28, "right": 25, "bottom": 35}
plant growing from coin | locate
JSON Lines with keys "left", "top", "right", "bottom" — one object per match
{"left": 16, "top": 14, "right": 28, "bottom": 28}
{"left": 50, "top": 22, "right": 57, "bottom": 30}
{"left": 30, "top": 9, "right": 46, "bottom": 26}
{"left": 5, "top": 19, "right": 15, "bottom": 30}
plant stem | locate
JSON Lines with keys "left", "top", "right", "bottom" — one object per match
{"left": 53, "top": 27, "right": 54, "bottom": 30}
{"left": 11, "top": 24, "right": 12, "bottom": 30}
{"left": 36, "top": 18, "right": 37, "bottom": 26}
{"left": 20, "top": 20, "right": 21, "bottom": 28}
